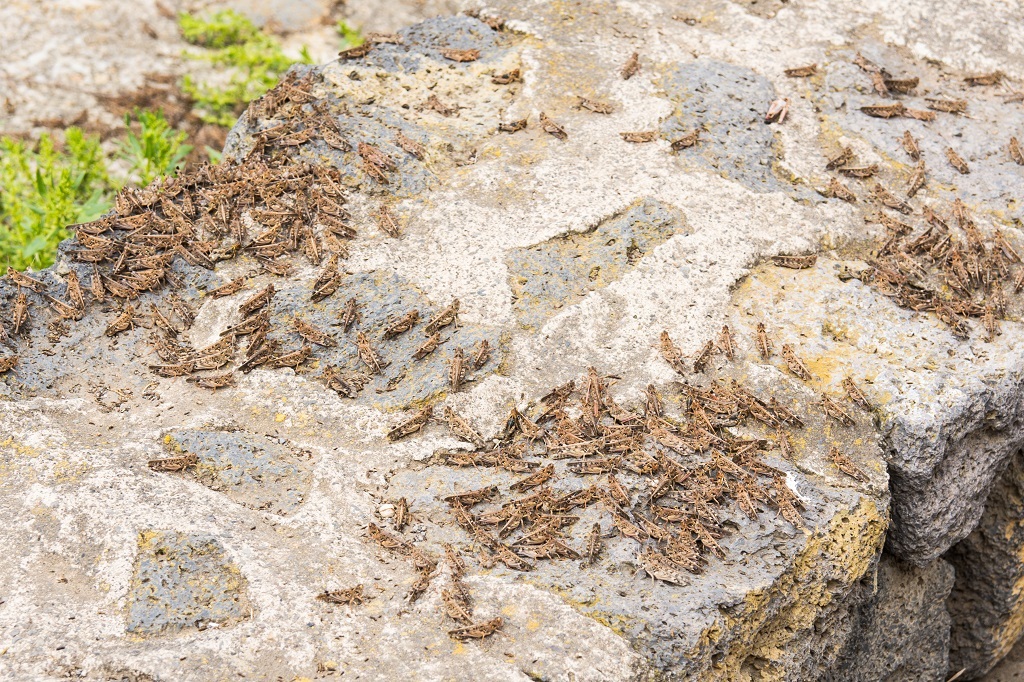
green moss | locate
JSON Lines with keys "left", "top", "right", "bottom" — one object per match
{"left": 178, "top": 9, "right": 312, "bottom": 127}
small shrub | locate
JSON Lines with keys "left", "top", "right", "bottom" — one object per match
{"left": 117, "top": 109, "right": 193, "bottom": 186}
{"left": 179, "top": 9, "right": 311, "bottom": 127}
{"left": 0, "top": 129, "right": 112, "bottom": 270}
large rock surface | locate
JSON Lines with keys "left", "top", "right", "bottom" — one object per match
{"left": 2, "top": 1, "right": 1024, "bottom": 680}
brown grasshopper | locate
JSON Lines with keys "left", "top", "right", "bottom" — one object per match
{"left": 413, "top": 331, "right": 443, "bottom": 360}
{"left": 781, "top": 344, "right": 813, "bottom": 381}
{"left": 441, "top": 589, "right": 474, "bottom": 623}
{"left": 341, "top": 298, "right": 360, "bottom": 332}
{"left": 658, "top": 330, "right": 687, "bottom": 373}
{"left": 1010, "top": 137, "right": 1024, "bottom": 166}
{"left": 621, "top": 52, "right": 640, "bottom": 80}
{"left": 7, "top": 267, "right": 46, "bottom": 292}
{"left": 383, "top": 310, "right": 419, "bottom": 338}
{"left": 838, "top": 164, "right": 879, "bottom": 178}
{"left": 448, "top": 617, "right": 503, "bottom": 641}
{"left": 823, "top": 177, "right": 857, "bottom": 203}
{"left": 902, "top": 108, "right": 936, "bottom": 121}
{"left": 926, "top": 98, "right": 967, "bottom": 114}
{"left": 205, "top": 274, "right": 247, "bottom": 299}
{"left": 830, "top": 445, "right": 868, "bottom": 482}
{"left": 882, "top": 75, "right": 918, "bottom": 94}
{"left": 394, "top": 131, "right": 425, "bottom": 159}
{"left": 423, "top": 94, "right": 457, "bottom": 117}
{"left": 263, "top": 345, "right": 312, "bottom": 370}
{"left": 0, "top": 355, "right": 18, "bottom": 373}
{"left": 637, "top": 548, "right": 688, "bottom": 585}
{"left": 425, "top": 300, "right": 460, "bottom": 334}
{"left": 491, "top": 68, "right": 521, "bottom": 85}
{"left": 317, "top": 585, "right": 366, "bottom": 606}
{"left": 104, "top": 304, "right": 135, "bottom": 337}
{"left": 498, "top": 117, "right": 528, "bottom": 133}
{"left": 825, "top": 146, "right": 854, "bottom": 170}
{"left": 945, "top": 147, "right": 970, "bottom": 174}
{"left": 905, "top": 161, "right": 926, "bottom": 198}
{"left": 578, "top": 97, "right": 614, "bottom": 114}
{"left": 338, "top": 44, "right": 373, "bottom": 59}
{"left": 756, "top": 322, "right": 773, "bottom": 360}
{"left": 449, "top": 347, "right": 467, "bottom": 392}
{"left": 386, "top": 406, "right": 433, "bottom": 441}
{"left": 471, "top": 339, "right": 491, "bottom": 368}
{"left": 239, "top": 284, "right": 275, "bottom": 316}
{"left": 620, "top": 131, "right": 657, "bottom": 143}
{"left": 187, "top": 373, "right": 235, "bottom": 390}
{"left": 772, "top": 255, "right": 817, "bottom": 269}
{"left": 785, "top": 64, "right": 817, "bottom": 77}
{"left": 692, "top": 339, "right": 716, "bottom": 373}
{"left": 539, "top": 112, "right": 568, "bottom": 140}
{"left": 9, "top": 289, "right": 29, "bottom": 335}
{"left": 292, "top": 317, "right": 336, "bottom": 347}
{"left": 392, "top": 497, "right": 411, "bottom": 531}
{"left": 901, "top": 131, "right": 920, "bottom": 160}
{"left": 671, "top": 130, "right": 701, "bottom": 151}
{"left": 859, "top": 102, "right": 905, "bottom": 118}
{"left": 444, "top": 486, "right": 498, "bottom": 507}
{"left": 442, "top": 406, "right": 486, "bottom": 449}
{"left": 820, "top": 394, "right": 855, "bottom": 426}
{"left": 441, "top": 48, "right": 480, "bottom": 62}
{"left": 645, "top": 384, "right": 663, "bottom": 418}
{"left": 964, "top": 71, "right": 1003, "bottom": 86}
{"left": 147, "top": 452, "right": 197, "bottom": 472}
{"left": 508, "top": 465, "right": 554, "bottom": 495}
{"left": 356, "top": 332, "right": 388, "bottom": 374}
{"left": 842, "top": 376, "right": 872, "bottom": 410}
{"left": 872, "top": 184, "right": 912, "bottom": 214}
{"left": 376, "top": 204, "right": 401, "bottom": 238}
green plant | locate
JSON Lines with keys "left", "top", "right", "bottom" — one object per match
{"left": 337, "top": 21, "right": 363, "bottom": 49}
{"left": 0, "top": 129, "right": 113, "bottom": 270}
{"left": 117, "top": 109, "right": 192, "bottom": 186}
{"left": 179, "top": 10, "right": 312, "bottom": 127}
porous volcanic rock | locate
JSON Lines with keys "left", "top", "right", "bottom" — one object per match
{"left": 3, "top": 1, "right": 1024, "bottom": 681}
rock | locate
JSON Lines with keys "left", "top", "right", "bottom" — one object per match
{"left": 947, "top": 449, "right": 1024, "bottom": 679}
{"left": 827, "top": 554, "right": 956, "bottom": 681}
{"left": 127, "top": 530, "right": 251, "bottom": 635}
{"left": 3, "top": 1, "right": 1024, "bottom": 679}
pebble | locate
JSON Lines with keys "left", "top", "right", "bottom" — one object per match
{"left": 378, "top": 503, "right": 395, "bottom": 518}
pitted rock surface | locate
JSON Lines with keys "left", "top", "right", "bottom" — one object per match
{"left": 3, "top": 1, "right": 1024, "bottom": 681}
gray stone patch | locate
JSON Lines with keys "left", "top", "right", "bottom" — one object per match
{"left": 826, "top": 554, "right": 955, "bottom": 681}
{"left": 126, "top": 531, "right": 250, "bottom": 635}
{"left": 946, "top": 447, "right": 1024, "bottom": 678}
{"left": 0, "top": 255, "right": 212, "bottom": 401}
{"left": 506, "top": 198, "right": 686, "bottom": 329}
{"left": 164, "top": 429, "right": 314, "bottom": 515}
{"left": 659, "top": 59, "right": 807, "bottom": 195}
{"left": 361, "top": 16, "right": 509, "bottom": 73}
{"left": 816, "top": 45, "right": 1024, "bottom": 223}
{"left": 258, "top": 269, "right": 501, "bottom": 409}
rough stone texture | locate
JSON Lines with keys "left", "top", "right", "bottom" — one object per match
{"left": 827, "top": 554, "right": 956, "bottom": 681}
{"left": 5, "top": 0, "right": 1024, "bottom": 679}
{"left": 948, "top": 448, "right": 1024, "bottom": 679}
{"left": 127, "top": 530, "right": 251, "bottom": 635}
